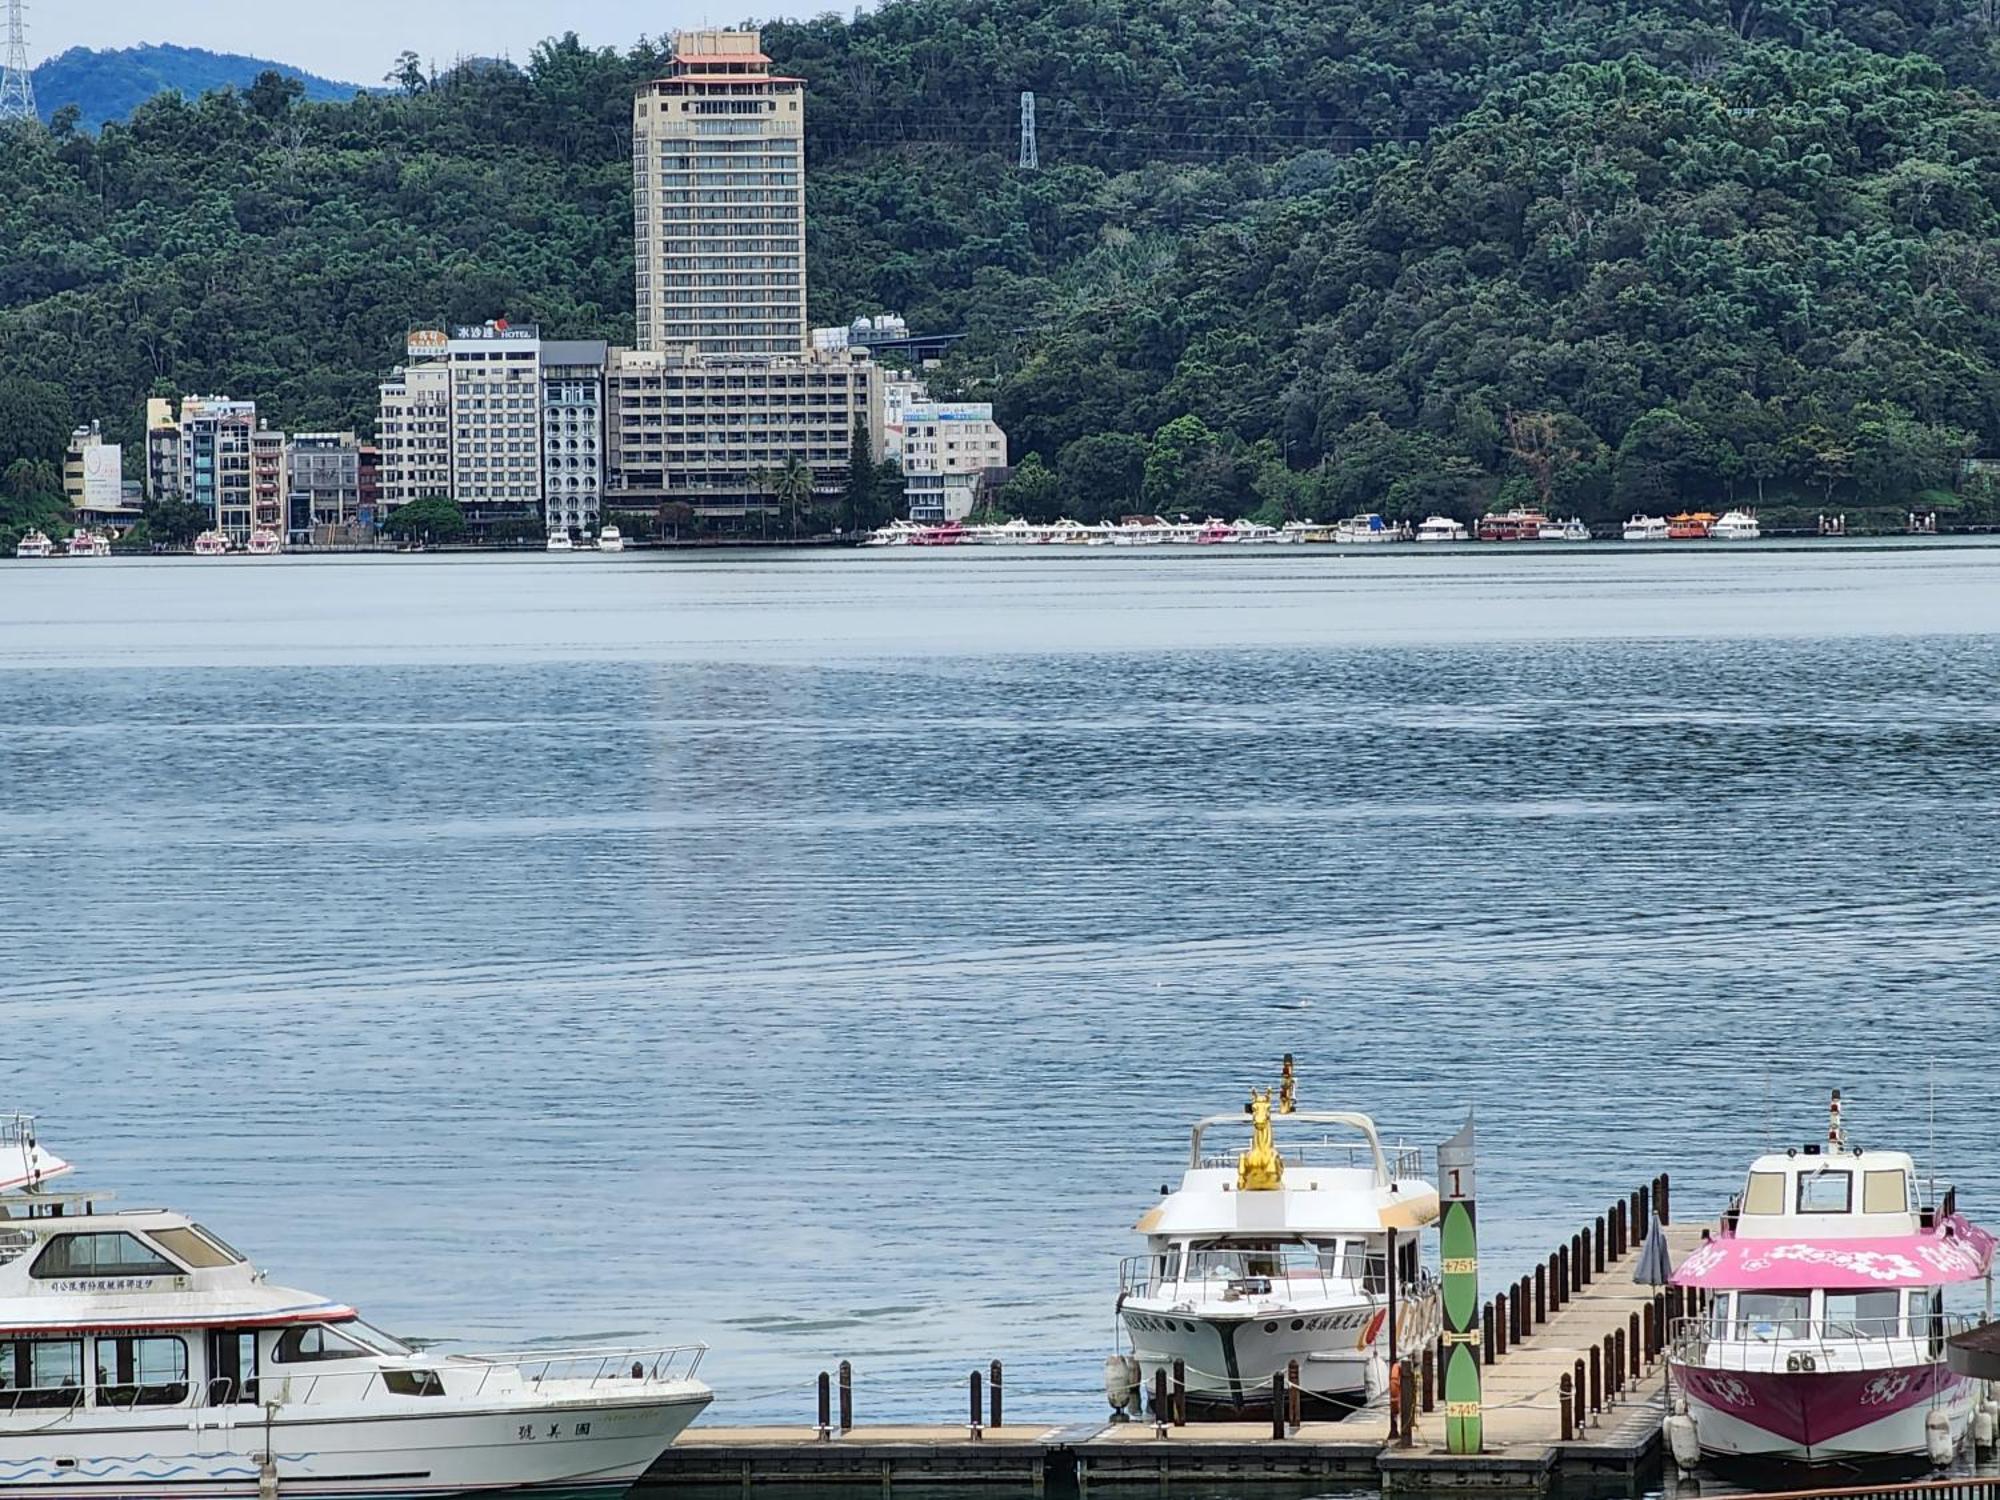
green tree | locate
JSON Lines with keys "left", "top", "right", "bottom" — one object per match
{"left": 1000, "top": 453, "right": 1062, "bottom": 521}
{"left": 140, "top": 498, "right": 210, "bottom": 548}
{"left": 1057, "top": 432, "right": 1149, "bottom": 520}
{"left": 842, "top": 428, "right": 878, "bottom": 532}
{"left": 754, "top": 457, "right": 818, "bottom": 537}
{"left": 380, "top": 496, "right": 467, "bottom": 543}
{"left": 1141, "top": 415, "right": 1221, "bottom": 512}
{"left": 1614, "top": 409, "right": 1722, "bottom": 511}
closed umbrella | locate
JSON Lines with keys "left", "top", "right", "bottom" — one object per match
{"left": 1635, "top": 1218, "right": 1673, "bottom": 1286}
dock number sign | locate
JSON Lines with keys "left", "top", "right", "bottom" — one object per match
{"left": 1436, "top": 1115, "right": 1482, "bottom": 1455}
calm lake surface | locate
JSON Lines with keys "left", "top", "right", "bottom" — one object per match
{"left": 3, "top": 543, "right": 1998, "bottom": 1424}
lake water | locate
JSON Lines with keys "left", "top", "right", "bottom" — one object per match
{"left": 3, "top": 543, "right": 1998, "bottom": 1426}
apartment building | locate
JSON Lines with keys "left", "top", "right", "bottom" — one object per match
{"left": 377, "top": 340, "right": 452, "bottom": 512}
{"left": 541, "top": 341, "right": 608, "bottom": 537}
{"left": 901, "top": 403, "right": 1009, "bottom": 524}
{"left": 288, "top": 433, "right": 364, "bottom": 541}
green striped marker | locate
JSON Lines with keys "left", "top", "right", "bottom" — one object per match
{"left": 1438, "top": 1114, "right": 1482, "bottom": 1455}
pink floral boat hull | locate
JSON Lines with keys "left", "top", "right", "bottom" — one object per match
{"left": 1676, "top": 1361, "right": 1977, "bottom": 1462}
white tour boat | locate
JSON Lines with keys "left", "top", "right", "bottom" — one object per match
{"left": 597, "top": 527, "right": 625, "bottom": 553}
{"left": 13, "top": 531, "right": 53, "bottom": 560}
{"left": 1415, "top": 516, "right": 1468, "bottom": 543}
{"left": 1622, "top": 515, "right": 1671, "bottom": 541}
{"left": 545, "top": 531, "right": 575, "bottom": 553}
{"left": 246, "top": 530, "right": 283, "bottom": 557}
{"left": 0, "top": 1114, "right": 712, "bottom": 1500}
{"left": 193, "top": 531, "right": 231, "bottom": 557}
{"left": 64, "top": 530, "right": 111, "bottom": 559}
{"left": 1112, "top": 1062, "right": 1441, "bottom": 1418}
{"left": 1538, "top": 518, "right": 1592, "bottom": 541}
{"left": 1334, "top": 514, "right": 1399, "bottom": 544}
{"left": 1710, "top": 509, "right": 1762, "bottom": 540}
{"left": 1665, "top": 1092, "right": 1995, "bottom": 1469}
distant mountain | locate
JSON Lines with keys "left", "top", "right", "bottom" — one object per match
{"left": 32, "top": 44, "right": 367, "bottom": 131}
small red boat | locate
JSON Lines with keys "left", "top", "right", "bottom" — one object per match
{"left": 1477, "top": 509, "right": 1550, "bottom": 542}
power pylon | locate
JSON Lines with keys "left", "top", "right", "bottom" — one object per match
{"left": 1018, "top": 91, "right": 1038, "bottom": 170}
{"left": 0, "top": 0, "right": 36, "bottom": 125}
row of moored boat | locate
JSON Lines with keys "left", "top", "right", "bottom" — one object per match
{"left": 861, "top": 509, "right": 1764, "bottom": 547}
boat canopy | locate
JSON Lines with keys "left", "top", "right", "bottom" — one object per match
{"left": 1673, "top": 1216, "right": 1996, "bottom": 1290}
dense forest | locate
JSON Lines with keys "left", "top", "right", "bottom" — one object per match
{"left": 5, "top": 0, "right": 2000, "bottom": 541}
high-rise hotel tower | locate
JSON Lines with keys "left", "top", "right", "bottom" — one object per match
{"left": 633, "top": 30, "right": 807, "bottom": 357}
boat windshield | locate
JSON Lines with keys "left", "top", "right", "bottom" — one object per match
{"left": 1737, "top": 1291, "right": 1812, "bottom": 1340}
{"left": 346, "top": 1321, "right": 416, "bottom": 1357}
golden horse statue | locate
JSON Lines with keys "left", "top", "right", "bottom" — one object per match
{"left": 1237, "top": 1087, "right": 1285, "bottom": 1191}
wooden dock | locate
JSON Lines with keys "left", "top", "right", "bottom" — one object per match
{"left": 636, "top": 1187, "right": 1699, "bottom": 1496}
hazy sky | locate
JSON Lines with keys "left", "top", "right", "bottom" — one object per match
{"left": 29, "top": 1, "right": 840, "bottom": 82}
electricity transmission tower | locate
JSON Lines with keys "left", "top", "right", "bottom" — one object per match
{"left": 0, "top": 0, "right": 36, "bottom": 124}
{"left": 1018, "top": 91, "right": 1038, "bottom": 170}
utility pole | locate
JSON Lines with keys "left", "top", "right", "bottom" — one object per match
{"left": 1018, "top": 91, "right": 1038, "bottom": 171}
{"left": 0, "top": 0, "right": 36, "bottom": 125}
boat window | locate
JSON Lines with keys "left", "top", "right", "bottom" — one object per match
{"left": 272, "top": 1323, "right": 371, "bottom": 1364}
{"left": 30, "top": 1231, "right": 182, "bottom": 1279}
{"left": 190, "top": 1225, "right": 248, "bottom": 1262}
{"left": 93, "top": 1336, "right": 190, "bottom": 1408}
{"left": 1907, "top": 1288, "right": 1943, "bottom": 1344}
{"left": 1737, "top": 1292, "right": 1812, "bottom": 1340}
{"left": 0, "top": 1338, "right": 85, "bottom": 1409}
{"left": 348, "top": 1322, "right": 414, "bottom": 1357}
{"left": 1706, "top": 1293, "right": 1732, "bottom": 1340}
{"left": 149, "top": 1227, "right": 237, "bottom": 1269}
{"left": 1824, "top": 1290, "right": 1900, "bottom": 1338}
{"left": 1797, "top": 1170, "right": 1852, "bottom": 1214}
{"left": 1862, "top": 1171, "right": 1908, "bottom": 1215}
{"left": 1741, "top": 1172, "right": 1785, "bottom": 1214}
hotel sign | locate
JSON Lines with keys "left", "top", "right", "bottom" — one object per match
{"left": 407, "top": 330, "right": 449, "bottom": 357}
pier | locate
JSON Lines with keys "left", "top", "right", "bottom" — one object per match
{"left": 639, "top": 1179, "right": 1699, "bottom": 1496}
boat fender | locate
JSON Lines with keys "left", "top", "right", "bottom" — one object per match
{"left": 1974, "top": 1403, "right": 1995, "bottom": 1452}
{"left": 1103, "top": 1354, "right": 1140, "bottom": 1414}
{"left": 1664, "top": 1410, "right": 1701, "bottom": 1475}
{"left": 1927, "top": 1409, "right": 1954, "bottom": 1468}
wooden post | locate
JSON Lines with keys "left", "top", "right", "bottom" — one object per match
{"left": 1638, "top": 1182, "right": 1652, "bottom": 1237}
{"left": 1589, "top": 1344, "right": 1602, "bottom": 1415}
{"left": 1559, "top": 1373, "right": 1574, "bottom": 1442}
{"left": 817, "top": 1370, "right": 831, "bottom": 1442}
{"left": 838, "top": 1360, "right": 853, "bottom": 1432}
{"left": 1399, "top": 1358, "right": 1416, "bottom": 1449}
{"left": 969, "top": 1370, "right": 983, "bottom": 1441}
{"left": 1499, "top": 1289, "right": 1513, "bottom": 1351}
{"left": 1387, "top": 1225, "right": 1400, "bottom": 1373}
{"left": 1520, "top": 1275, "right": 1533, "bottom": 1334}
{"left": 1556, "top": 1246, "right": 1569, "bottom": 1308}
{"left": 1574, "top": 1358, "right": 1587, "bottom": 1428}
{"left": 1288, "top": 1360, "right": 1302, "bottom": 1435}
{"left": 1154, "top": 1368, "right": 1168, "bottom": 1439}
{"left": 1482, "top": 1300, "right": 1496, "bottom": 1366}
{"left": 1612, "top": 1330, "right": 1626, "bottom": 1396}
{"left": 1629, "top": 1314, "right": 1642, "bottom": 1379}
{"left": 1272, "top": 1372, "right": 1286, "bottom": 1442}
{"left": 1658, "top": 1172, "right": 1672, "bottom": 1226}
{"left": 990, "top": 1360, "right": 1003, "bottom": 1429}
{"left": 1594, "top": 1216, "right": 1606, "bottom": 1273}
{"left": 1534, "top": 1264, "right": 1547, "bottom": 1326}
{"left": 1171, "top": 1357, "right": 1186, "bottom": 1427}
{"left": 1574, "top": 1230, "right": 1588, "bottom": 1287}
{"left": 1420, "top": 1344, "right": 1435, "bottom": 1413}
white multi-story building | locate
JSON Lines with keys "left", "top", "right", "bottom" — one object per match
{"left": 377, "top": 337, "right": 452, "bottom": 512}
{"left": 607, "top": 345, "right": 882, "bottom": 520}
{"left": 143, "top": 396, "right": 279, "bottom": 541}
{"left": 901, "top": 403, "right": 1009, "bottom": 523}
{"left": 882, "top": 377, "right": 929, "bottom": 461}
{"left": 541, "top": 341, "right": 607, "bottom": 538}
{"left": 288, "top": 433, "right": 364, "bottom": 541}
{"left": 447, "top": 322, "right": 543, "bottom": 524}
{"left": 633, "top": 30, "right": 806, "bottom": 358}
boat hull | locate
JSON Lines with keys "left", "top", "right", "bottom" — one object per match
{"left": 1673, "top": 1360, "right": 1973, "bottom": 1463}
{"left": 1122, "top": 1294, "right": 1429, "bottom": 1415}
{"left": 0, "top": 1388, "right": 711, "bottom": 1500}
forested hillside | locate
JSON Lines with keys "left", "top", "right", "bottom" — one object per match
{"left": 4, "top": 0, "right": 2000, "bottom": 534}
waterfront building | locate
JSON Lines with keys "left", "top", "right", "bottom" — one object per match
{"left": 541, "top": 341, "right": 608, "bottom": 538}
{"left": 882, "top": 377, "right": 929, "bottom": 461}
{"left": 288, "top": 432, "right": 364, "bottom": 542}
{"left": 446, "top": 321, "right": 543, "bottom": 532}
{"left": 900, "top": 403, "right": 1009, "bottom": 524}
{"left": 250, "top": 426, "right": 288, "bottom": 540}
{"left": 145, "top": 395, "right": 272, "bottom": 540}
{"left": 358, "top": 444, "right": 381, "bottom": 530}
{"left": 606, "top": 345, "right": 882, "bottom": 521}
{"left": 64, "top": 422, "right": 138, "bottom": 532}
{"left": 633, "top": 30, "right": 806, "bottom": 358}
{"left": 376, "top": 340, "right": 452, "bottom": 513}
